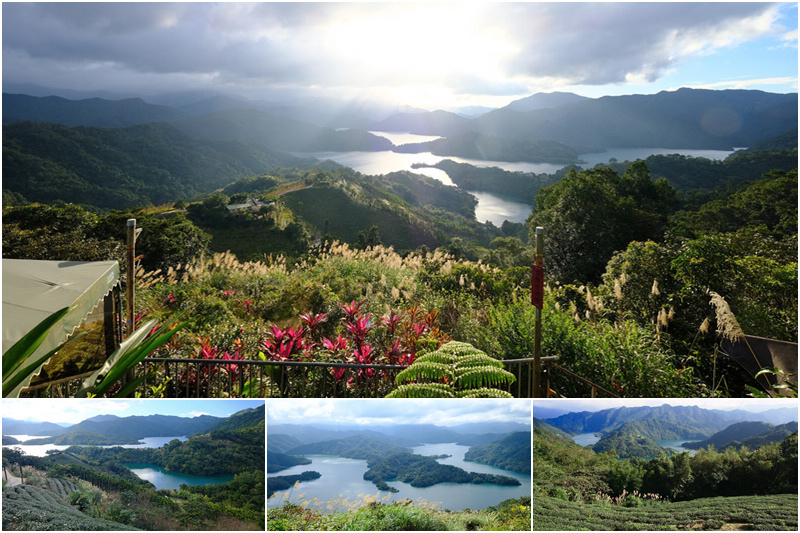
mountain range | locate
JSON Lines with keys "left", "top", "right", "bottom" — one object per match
{"left": 1, "top": 408, "right": 265, "bottom": 444}
{"left": 267, "top": 421, "right": 531, "bottom": 450}
{"left": 5, "top": 88, "right": 796, "bottom": 155}
{"left": 543, "top": 404, "right": 798, "bottom": 436}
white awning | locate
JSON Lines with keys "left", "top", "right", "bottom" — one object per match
{"left": 2, "top": 259, "right": 121, "bottom": 390}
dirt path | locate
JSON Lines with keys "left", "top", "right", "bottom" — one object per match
{"left": 3, "top": 466, "right": 23, "bottom": 487}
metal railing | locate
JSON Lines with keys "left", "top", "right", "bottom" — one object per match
{"left": 18, "top": 354, "right": 583, "bottom": 399}
{"left": 544, "top": 360, "right": 621, "bottom": 398}
{"left": 137, "top": 357, "right": 406, "bottom": 398}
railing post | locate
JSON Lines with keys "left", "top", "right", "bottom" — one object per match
{"left": 532, "top": 226, "right": 544, "bottom": 398}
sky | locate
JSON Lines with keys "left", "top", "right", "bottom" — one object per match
{"left": 2, "top": 398, "right": 264, "bottom": 425}
{"left": 267, "top": 398, "right": 532, "bottom": 427}
{"left": 2, "top": 2, "right": 797, "bottom": 111}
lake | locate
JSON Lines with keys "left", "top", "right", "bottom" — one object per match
{"left": 3, "top": 435, "right": 188, "bottom": 457}
{"left": 655, "top": 439, "right": 701, "bottom": 455}
{"left": 121, "top": 463, "right": 235, "bottom": 490}
{"left": 299, "top": 135, "right": 738, "bottom": 224}
{"left": 267, "top": 442, "right": 531, "bottom": 513}
{"left": 572, "top": 433, "right": 601, "bottom": 447}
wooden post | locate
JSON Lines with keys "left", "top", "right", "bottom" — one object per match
{"left": 125, "top": 219, "right": 140, "bottom": 393}
{"left": 533, "top": 227, "right": 544, "bottom": 397}
{"left": 126, "top": 219, "right": 137, "bottom": 335}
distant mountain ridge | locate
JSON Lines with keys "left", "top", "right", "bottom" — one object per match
{"left": 6, "top": 88, "right": 795, "bottom": 154}
{"left": 3, "top": 412, "right": 232, "bottom": 441}
{"left": 544, "top": 404, "right": 776, "bottom": 436}
{"left": 684, "top": 421, "right": 799, "bottom": 451}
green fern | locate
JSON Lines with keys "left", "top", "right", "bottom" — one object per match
{"left": 386, "top": 341, "right": 515, "bottom": 398}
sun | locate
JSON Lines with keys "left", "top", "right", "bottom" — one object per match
{"left": 319, "top": 4, "right": 517, "bottom": 108}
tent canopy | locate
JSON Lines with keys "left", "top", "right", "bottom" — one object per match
{"left": 3, "top": 259, "right": 120, "bottom": 371}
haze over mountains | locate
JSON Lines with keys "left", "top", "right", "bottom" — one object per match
{"left": 4, "top": 88, "right": 796, "bottom": 154}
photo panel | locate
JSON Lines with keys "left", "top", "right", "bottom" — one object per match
{"left": 529, "top": 397, "right": 798, "bottom": 531}
{"left": 267, "top": 398, "right": 532, "bottom": 530}
{"left": 1, "top": 398, "right": 265, "bottom": 531}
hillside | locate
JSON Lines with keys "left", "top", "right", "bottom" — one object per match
{"left": 463, "top": 431, "right": 532, "bottom": 473}
{"left": 530, "top": 493, "right": 797, "bottom": 531}
{"left": 267, "top": 434, "right": 306, "bottom": 454}
{"left": 49, "top": 413, "right": 225, "bottom": 439}
{"left": 591, "top": 425, "right": 666, "bottom": 459}
{"left": 285, "top": 435, "right": 412, "bottom": 462}
{"left": 267, "top": 452, "right": 312, "bottom": 474}
{"left": 2, "top": 121, "right": 311, "bottom": 209}
{"left": 202, "top": 404, "right": 265, "bottom": 434}
{"left": 684, "top": 421, "right": 800, "bottom": 451}
{"left": 545, "top": 405, "right": 737, "bottom": 436}
{"left": 2, "top": 485, "right": 139, "bottom": 531}
{"left": 363, "top": 452, "right": 521, "bottom": 489}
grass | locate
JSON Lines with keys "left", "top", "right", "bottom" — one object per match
{"left": 530, "top": 493, "right": 798, "bottom": 531}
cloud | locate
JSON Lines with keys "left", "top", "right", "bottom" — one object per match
{"left": 267, "top": 399, "right": 531, "bottom": 427}
{"left": 2, "top": 2, "right": 792, "bottom": 106}
{"left": 2, "top": 398, "right": 136, "bottom": 425}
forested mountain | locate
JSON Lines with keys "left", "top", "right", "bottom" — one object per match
{"left": 472, "top": 88, "right": 796, "bottom": 150}
{"left": 3, "top": 93, "right": 187, "bottom": 127}
{"left": 2, "top": 414, "right": 224, "bottom": 440}
{"left": 463, "top": 431, "right": 532, "bottom": 473}
{"left": 267, "top": 434, "right": 306, "bottom": 454}
{"left": 2, "top": 121, "right": 310, "bottom": 209}
{"left": 1, "top": 419, "right": 69, "bottom": 436}
{"left": 599, "top": 418, "right": 713, "bottom": 440}
{"left": 202, "top": 405, "right": 265, "bottom": 434}
{"left": 684, "top": 421, "right": 800, "bottom": 451}
{"left": 267, "top": 452, "right": 312, "bottom": 474}
{"left": 170, "top": 108, "right": 394, "bottom": 152}
{"left": 285, "top": 435, "right": 412, "bottom": 461}
{"left": 363, "top": 452, "right": 521, "bottom": 489}
{"left": 545, "top": 405, "right": 738, "bottom": 436}
{"left": 6, "top": 88, "right": 795, "bottom": 157}
{"left": 591, "top": 426, "right": 665, "bottom": 458}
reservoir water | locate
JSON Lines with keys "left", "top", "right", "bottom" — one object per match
{"left": 4, "top": 435, "right": 188, "bottom": 457}
{"left": 299, "top": 135, "right": 737, "bottom": 225}
{"left": 267, "top": 442, "right": 531, "bottom": 513}
{"left": 572, "top": 433, "right": 601, "bottom": 447}
{"left": 655, "top": 439, "right": 701, "bottom": 455}
{"left": 121, "top": 463, "right": 235, "bottom": 490}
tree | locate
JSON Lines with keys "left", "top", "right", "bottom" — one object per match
{"left": 356, "top": 225, "right": 382, "bottom": 249}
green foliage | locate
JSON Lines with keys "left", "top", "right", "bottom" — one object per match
{"left": 463, "top": 431, "right": 532, "bottom": 473}
{"left": 529, "top": 493, "right": 797, "bottom": 531}
{"left": 529, "top": 163, "right": 675, "bottom": 283}
{"left": 2, "top": 120, "right": 307, "bottom": 209}
{"left": 388, "top": 341, "right": 516, "bottom": 398}
{"left": 3, "top": 484, "right": 139, "bottom": 531}
{"left": 593, "top": 428, "right": 666, "bottom": 459}
{"left": 363, "top": 452, "right": 521, "bottom": 489}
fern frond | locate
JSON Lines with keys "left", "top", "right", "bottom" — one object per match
{"left": 455, "top": 366, "right": 516, "bottom": 389}
{"left": 457, "top": 388, "right": 515, "bottom": 398}
{"left": 386, "top": 383, "right": 456, "bottom": 398}
{"left": 394, "top": 362, "right": 452, "bottom": 384}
